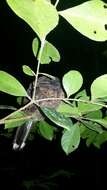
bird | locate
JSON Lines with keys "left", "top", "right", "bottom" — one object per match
{"left": 13, "top": 76, "right": 65, "bottom": 150}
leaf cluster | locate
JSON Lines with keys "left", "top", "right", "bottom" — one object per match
{"left": 0, "top": 0, "right": 107, "bottom": 154}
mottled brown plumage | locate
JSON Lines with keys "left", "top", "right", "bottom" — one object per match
{"left": 13, "top": 76, "right": 64, "bottom": 150}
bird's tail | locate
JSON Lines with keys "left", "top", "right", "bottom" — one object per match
{"left": 13, "top": 120, "right": 33, "bottom": 150}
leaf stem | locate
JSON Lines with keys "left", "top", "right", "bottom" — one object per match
{"left": 54, "top": 0, "right": 59, "bottom": 7}
{"left": 0, "top": 105, "right": 17, "bottom": 110}
{"left": 32, "top": 38, "right": 46, "bottom": 101}
{"left": 39, "top": 72, "right": 56, "bottom": 80}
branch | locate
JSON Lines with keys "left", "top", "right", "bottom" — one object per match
{"left": 32, "top": 38, "right": 46, "bottom": 101}
{"left": 0, "top": 101, "right": 33, "bottom": 124}
{"left": 35, "top": 97, "right": 107, "bottom": 108}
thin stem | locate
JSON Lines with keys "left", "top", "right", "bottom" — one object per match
{"left": 54, "top": 0, "right": 59, "bottom": 7}
{"left": 0, "top": 38, "right": 46, "bottom": 125}
{"left": 39, "top": 72, "right": 56, "bottom": 80}
{"left": 0, "top": 105, "right": 17, "bottom": 110}
{"left": 32, "top": 38, "right": 46, "bottom": 101}
{"left": 0, "top": 95, "right": 106, "bottom": 125}
{"left": 35, "top": 97, "right": 107, "bottom": 108}
{"left": 0, "top": 101, "right": 33, "bottom": 123}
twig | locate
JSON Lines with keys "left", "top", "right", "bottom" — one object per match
{"left": 0, "top": 105, "right": 17, "bottom": 110}
{"left": 39, "top": 72, "right": 56, "bottom": 80}
{"left": 0, "top": 95, "right": 107, "bottom": 125}
{"left": 0, "top": 101, "right": 33, "bottom": 124}
{"left": 32, "top": 38, "right": 46, "bottom": 101}
{"left": 54, "top": 0, "right": 59, "bottom": 7}
{"left": 35, "top": 97, "right": 107, "bottom": 108}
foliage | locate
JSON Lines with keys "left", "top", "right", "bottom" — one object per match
{"left": 0, "top": 0, "right": 107, "bottom": 154}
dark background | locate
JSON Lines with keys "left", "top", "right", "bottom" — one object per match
{"left": 0, "top": 0, "right": 107, "bottom": 189}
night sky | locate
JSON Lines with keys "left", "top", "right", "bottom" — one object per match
{"left": 0, "top": 1, "right": 107, "bottom": 189}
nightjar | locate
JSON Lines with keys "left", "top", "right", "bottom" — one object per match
{"left": 13, "top": 76, "right": 64, "bottom": 150}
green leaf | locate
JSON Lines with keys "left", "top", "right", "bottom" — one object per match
{"left": 38, "top": 120, "right": 55, "bottom": 140}
{"left": 85, "top": 110, "right": 102, "bottom": 119}
{"left": 93, "top": 131, "right": 107, "bottom": 148}
{"left": 80, "top": 126, "right": 98, "bottom": 147}
{"left": 73, "top": 89, "right": 88, "bottom": 106}
{"left": 78, "top": 99, "right": 102, "bottom": 114}
{"left": 79, "top": 123, "right": 86, "bottom": 134}
{"left": 5, "top": 111, "right": 26, "bottom": 129}
{"left": 41, "top": 107, "right": 73, "bottom": 130}
{"left": 7, "top": 0, "right": 59, "bottom": 40}
{"left": 61, "top": 123, "right": 80, "bottom": 154}
{"left": 32, "top": 38, "right": 60, "bottom": 64}
{"left": 59, "top": 0, "right": 107, "bottom": 41}
{"left": 32, "top": 37, "right": 40, "bottom": 58}
{"left": 91, "top": 74, "right": 107, "bottom": 100}
{"left": 94, "top": 117, "right": 107, "bottom": 129}
{"left": 81, "top": 120, "right": 103, "bottom": 134}
{"left": 86, "top": 131, "right": 97, "bottom": 147}
{"left": 57, "top": 101, "right": 81, "bottom": 117}
{"left": 16, "top": 97, "right": 23, "bottom": 106}
{"left": 74, "top": 89, "right": 88, "bottom": 99}
{"left": 80, "top": 124, "right": 107, "bottom": 148}
{"left": 40, "top": 40, "right": 60, "bottom": 64}
{"left": 81, "top": 125, "right": 95, "bottom": 139}
{"left": 63, "top": 70, "right": 83, "bottom": 97}
{"left": 0, "top": 71, "right": 27, "bottom": 96}
{"left": 22, "top": 65, "right": 35, "bottom": 76}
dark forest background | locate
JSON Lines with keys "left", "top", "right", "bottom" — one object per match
{"left": 0, "top": 0, "right": 107, "bottom": 189}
